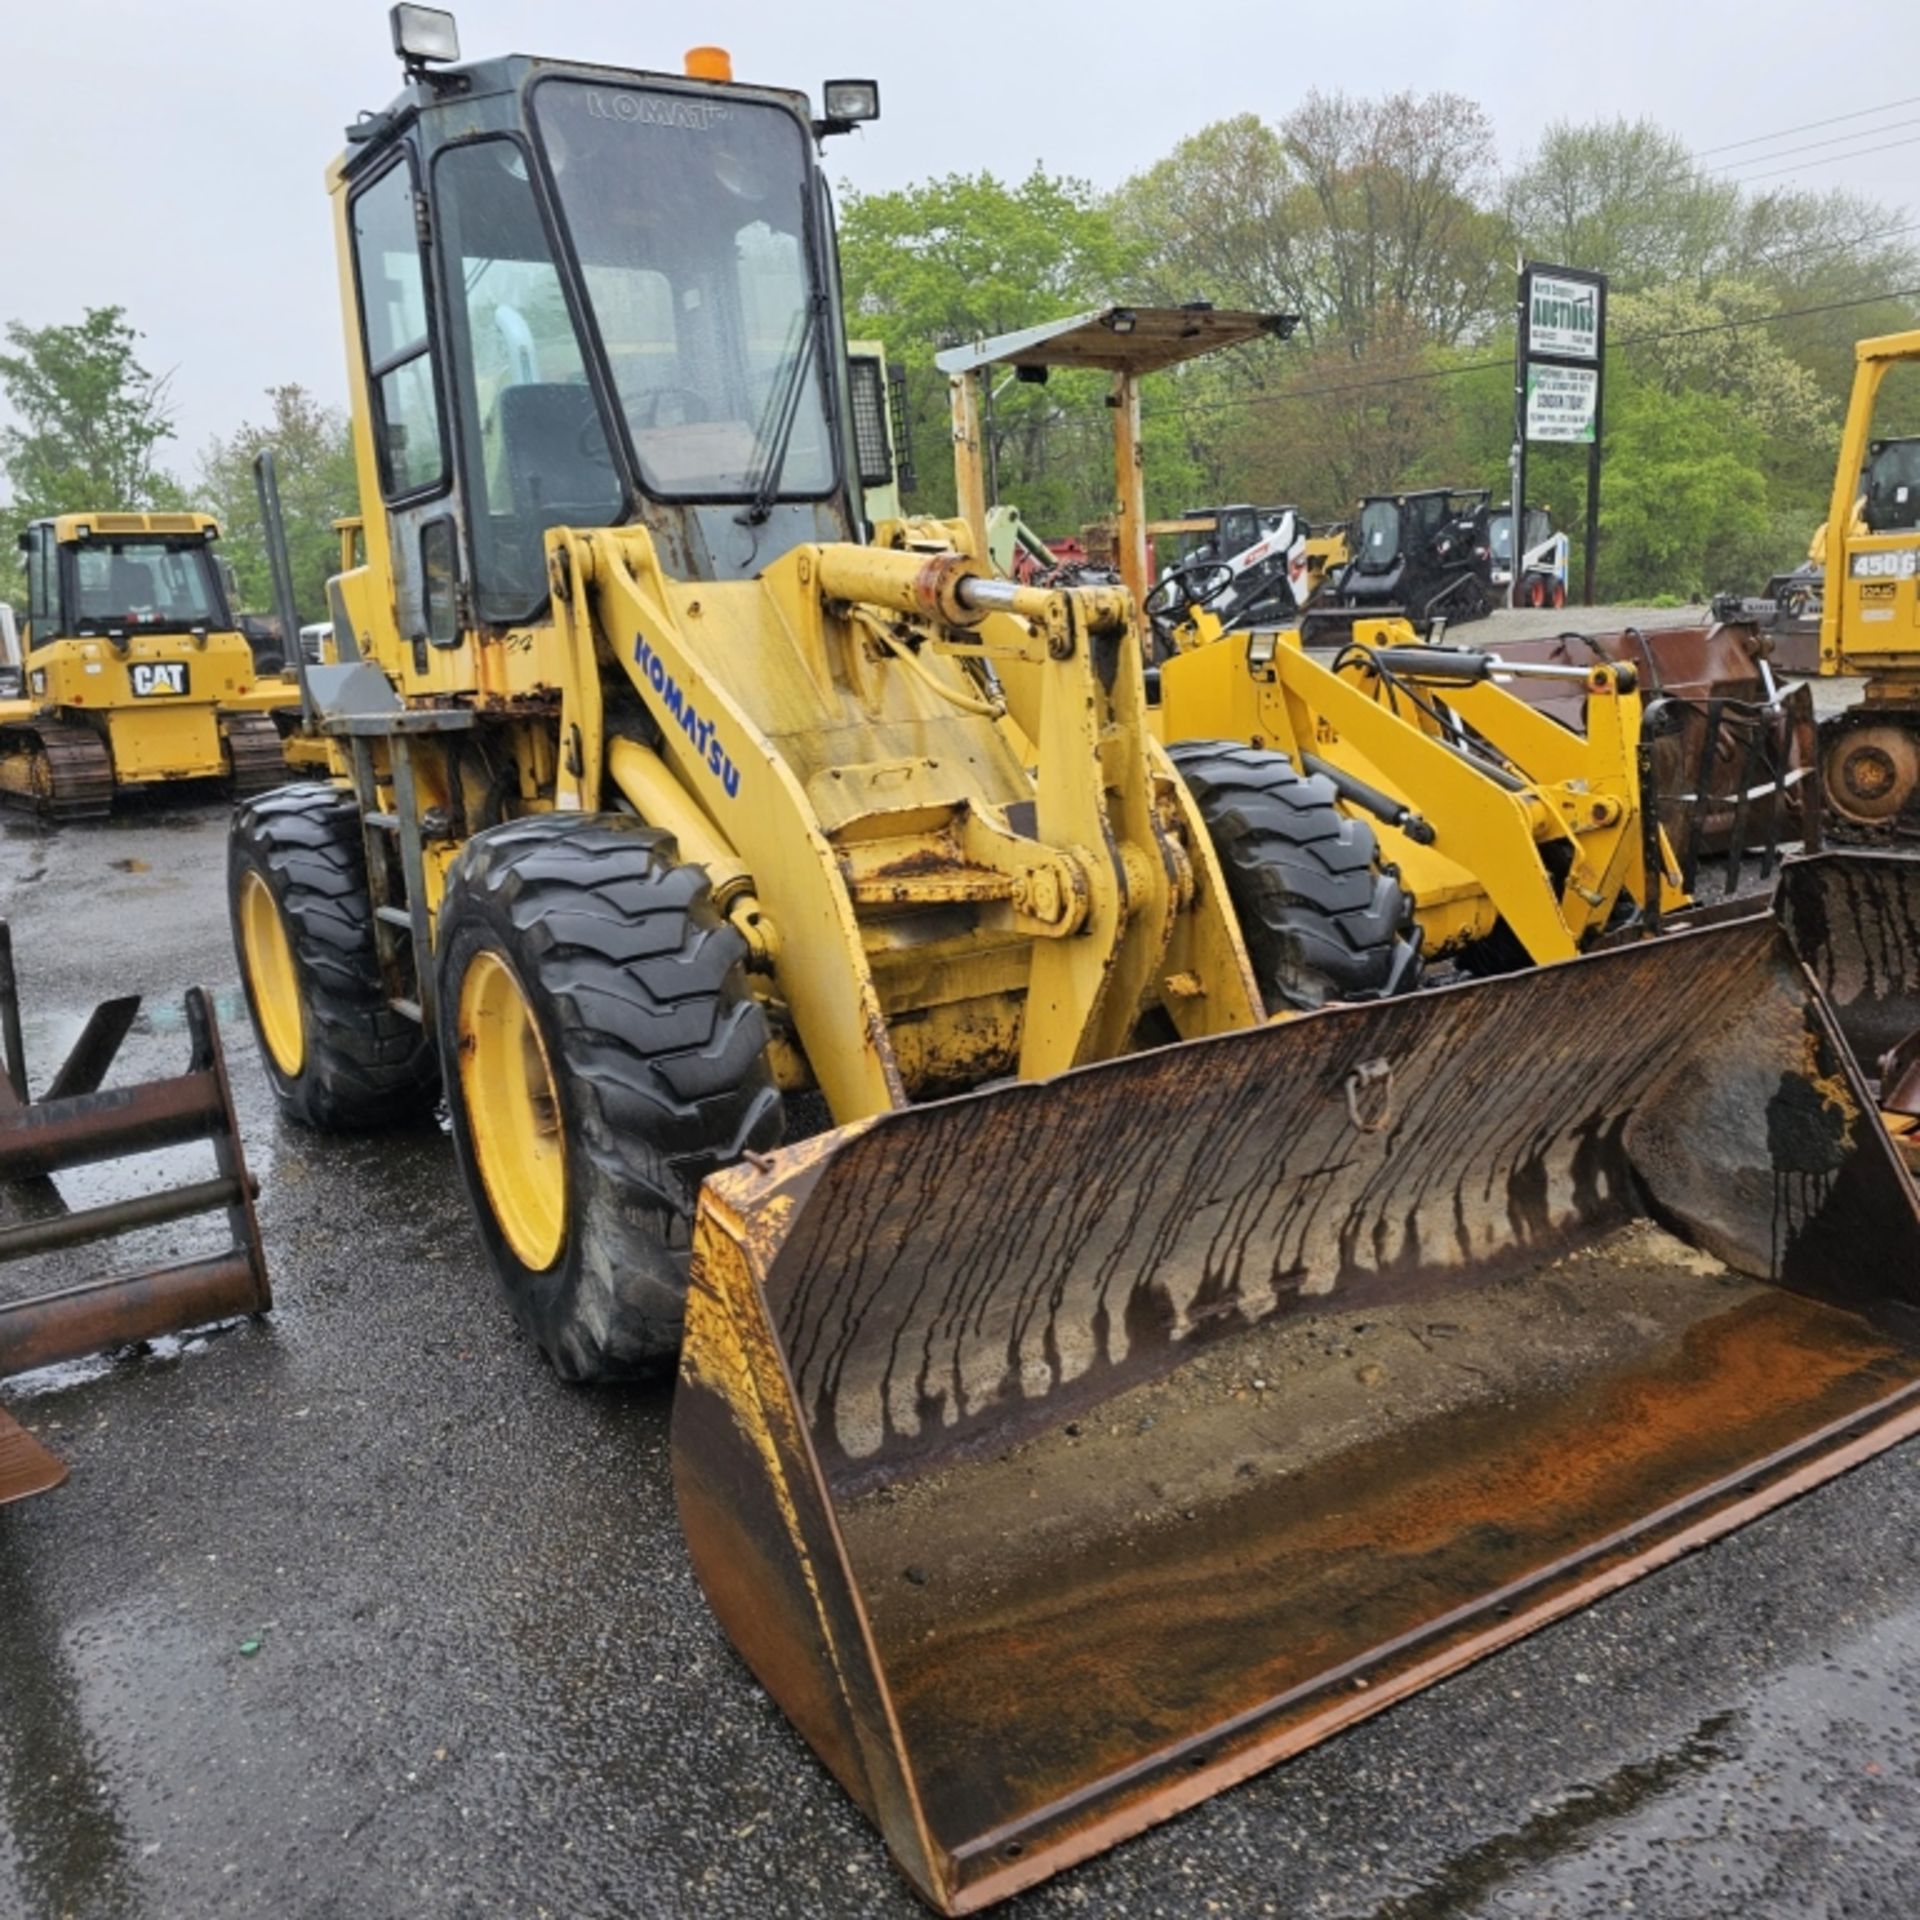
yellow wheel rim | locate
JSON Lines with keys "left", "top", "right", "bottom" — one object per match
{"left": 238, "top": 868, "right": 305, "bottom": 1077}
{"left": 457, "top": 948, "right": 567, "bottom": 1272}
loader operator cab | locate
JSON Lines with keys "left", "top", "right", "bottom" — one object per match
{"left": 337, "top": 18, "right": 879, "bottom": 653}
{"left": 1863, "top": 437, "right": 1920, "bottom": 533}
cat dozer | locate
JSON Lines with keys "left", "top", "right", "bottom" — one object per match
{"left": 1, "top": 511, "right": 293, "bottom": 819}
{"left": 0, "top": 922, "right": 271, "bottom": 1503}
{"left": 234, "top": 13, "right": 1920, "bottom": 1912}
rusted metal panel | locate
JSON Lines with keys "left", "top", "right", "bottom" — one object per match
{"left": 1775, "top": 850, "right": 1920, "bottom": 1069}
{"left": 1497, "top": 619, "right": 1816, "bottom": 871}
{"left": 676, "top": 912, "right": 1920, "bottom": 1912}
{"left": 0, "top": 1405, "right": 67, "bottom": 1504}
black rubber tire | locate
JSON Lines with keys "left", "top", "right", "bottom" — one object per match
{"left": 434, "top": 814, "right": 784, "bottom": 1381}
{"left": 228, "top": 782, "right": 440, "bottom": 1130}
{"left": 1169, "top": 741, "right": 1422, "bottom": 1012}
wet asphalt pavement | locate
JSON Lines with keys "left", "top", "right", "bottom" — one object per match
{"left": 4, "top": 727, "right": 1920, "bottom": 1919}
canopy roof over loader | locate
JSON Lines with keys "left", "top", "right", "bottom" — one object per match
{"left": 935, "top": 305, "right": 1297, "bottom": 378}
{"left": 939, "top": 308, "right": 1299, "bottom": 613}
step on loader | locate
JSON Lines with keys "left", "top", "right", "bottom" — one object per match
{"left": 228, "top": 11, "right": 1920, "bottom": 1909}
{"left": 1, "top": 512, "right": 295, "bottom": 819}
{"left": 0, "top": 923, "right": 271, "bottom": 1503}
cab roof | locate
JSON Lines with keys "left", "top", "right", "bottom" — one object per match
{"left": 40, "top": 512, "right": 220, "bottom": 544}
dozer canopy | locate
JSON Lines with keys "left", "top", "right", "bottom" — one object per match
{"left": 677, "top": 901, "right": 1920, "bottom": 1911}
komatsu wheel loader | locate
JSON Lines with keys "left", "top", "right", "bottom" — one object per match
{"left": 1, "top": 512, "right": 293, "bottom": 817}
{"left": 228, "top": 11, "right": 1920, "bottom": 1911}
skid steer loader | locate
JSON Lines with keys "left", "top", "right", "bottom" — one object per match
{"left": 1, "top": 513, "right": 295, "bottom": 818}
{"left": 229, "top": 12, "right": 1920, "bottom": 1910}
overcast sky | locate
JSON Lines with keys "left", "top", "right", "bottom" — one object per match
{"left": 4, "top": 0, "right": 1916, "bottom": 464}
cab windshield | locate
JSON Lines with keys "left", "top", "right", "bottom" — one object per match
{"left": 532, "top": 81, "right": 835, "bottom": 501}
{"left": 67, "top": 540, "right": 223, "bottom": 633}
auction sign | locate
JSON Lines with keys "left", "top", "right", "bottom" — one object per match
{"left": 1512, "top": 261, "right": 1608, "bottom": 602}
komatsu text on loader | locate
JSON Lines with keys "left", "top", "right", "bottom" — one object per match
{"left": 226, "top": 11, "right": 1920, "bottom": 1910}
{"left": 2, "top": 512, "right": 292, "bottom": 818}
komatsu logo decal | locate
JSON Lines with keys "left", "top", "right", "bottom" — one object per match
{"left": 633, "top": 634, "right": 742, "bottom": 799}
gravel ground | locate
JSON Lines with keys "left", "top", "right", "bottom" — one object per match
{"left": 3, "top": 685, "right": 1918, "bottom": 1920}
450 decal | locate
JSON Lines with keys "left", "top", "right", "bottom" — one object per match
{"left": 631, "top": 633, "right": 743, "bottom": 799}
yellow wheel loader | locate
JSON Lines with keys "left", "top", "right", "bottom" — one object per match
{"left": 1, "top": 512, "right": 294, "bottom": 818}
{"left": 228, "top": 12, "right": 1920, "bottom": 1910}
{"left": 1805, "top": 329, "right": 1920, "bottom": 828}
{"left": 941, "top": 310, "right": 1684, "bottom": 974}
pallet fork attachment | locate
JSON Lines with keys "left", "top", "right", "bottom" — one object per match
{"left": 0, "top": 921, "right": 270, "bottom": 1502}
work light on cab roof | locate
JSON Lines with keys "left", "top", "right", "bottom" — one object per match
{"left": 390, "top": 3, "right": 458, "bottom": 72}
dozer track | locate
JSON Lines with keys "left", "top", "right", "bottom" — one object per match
{"left": 222, "top": 712, "right": 289, "bottom": 796}
{"left": 0, "top": 721, "right": 115, "bottom": 821}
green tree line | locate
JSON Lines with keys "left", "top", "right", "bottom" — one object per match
{"left": 841, "top": 103, "right": 1920, "bottom": 600}
{"left": 0, "top": 306, "right": 354, "bottom": 624}
{"left": 4, "top": 100, "right": 1914, "bottom": 611}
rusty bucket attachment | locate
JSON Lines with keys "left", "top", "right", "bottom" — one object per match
{"left": 1496, "top": 617, "right": 1819, "bottom": 894}
{"left": 1775, "top": 850, "right": 1920, "bottom": 1164}
{"left": 0, "top": 920, "right": 270, "bottom": 1500}
{"left": 675, "top": 914, "right": 1920, "bottom": 1912}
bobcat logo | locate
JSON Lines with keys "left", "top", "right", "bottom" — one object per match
{"left": 130, "top": 661, "right": 188, "bottom": 697}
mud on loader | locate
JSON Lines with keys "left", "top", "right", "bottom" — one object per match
{"left": 227, "top": 12, "right": 1920, "bottom": 1911}
{"left": 2, "top": 513, "right": 293, "bottom": 818}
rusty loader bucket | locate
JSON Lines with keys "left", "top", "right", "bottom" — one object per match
{"left": 0, "top": 921, "right": 270, "bottom": 1502}
{"left": 1775, "top": 850, "right": 1920, "bottom": 1160}
{"left": 674, "top": 913, "right": 1920, "bottom": 1911}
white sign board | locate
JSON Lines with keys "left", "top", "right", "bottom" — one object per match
{"left": 1526, "top": 364, "right": 1599, "bottom": 444}
{"left": 1528, "top": 274, "right": 1600, "bottom": 362}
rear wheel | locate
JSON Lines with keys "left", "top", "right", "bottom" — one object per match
{"left": 1821, "top": 718, "right": 1920, "bottom": 828}
{"left": 1550, "top": 581, "right": 1567, "bottom": 610}
{"left": 228, "top": 783, "right": 439, "bottom": 1129}
{"left": 1169, "top": 741, "right": 1421, "bottom": 1012}
{"left": 434, "top": 814, "right": 783, "bottom": 1380}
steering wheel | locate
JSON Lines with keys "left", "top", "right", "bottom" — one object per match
{"left": 633, "top": 386, "right": 711, "bottom": 429}
{"left": 1146, "top": 561, "right": 1235, "bottom": 617}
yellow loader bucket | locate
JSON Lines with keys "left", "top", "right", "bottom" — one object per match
{"left": 674, "top": 912, "right": 1920, "bottom": 1912}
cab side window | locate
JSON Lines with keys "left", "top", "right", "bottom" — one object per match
{"left": 25, "top": 528, "right": 56, "bottom": 631}
{"left": 351, "top": 160, "right": 448, "bottom": 500}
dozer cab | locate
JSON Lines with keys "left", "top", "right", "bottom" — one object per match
{"left": 1805, "top": 330, "right": 1920, "bottom": 829}
{"left": 1, "top": 512, "right": 293, "bottom": 818}
{"left": 229, "top": 13, "right": 1920, "bottom": 1910}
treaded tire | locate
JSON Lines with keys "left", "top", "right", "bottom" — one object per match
{"left": 434, "top": 814, "right": 783, "bottom": 1381}
{"left": 228, "top": 782, "right": 439, "bottom": 1129}
{"left": 1169, "top": 741, "right": 1421, "bottom": 1012}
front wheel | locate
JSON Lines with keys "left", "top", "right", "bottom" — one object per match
{"left": 435, "top": 815, "right": 783, "bottom": 1380}
{"left": 1169, "top": 741, "right": 1422, "bottom": 1012}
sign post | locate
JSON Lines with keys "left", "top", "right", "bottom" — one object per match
{"left": 1513, "top": 262, "right": 1607, "bottom": 606}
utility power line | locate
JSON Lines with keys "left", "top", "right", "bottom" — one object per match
{"left": 1143, "top": 285, "right": 1920, "bottom": 420}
